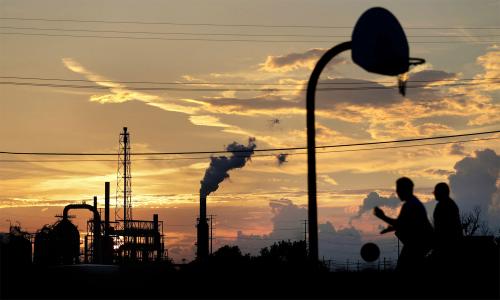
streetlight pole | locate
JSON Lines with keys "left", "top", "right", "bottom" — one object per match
{"left": 307, "top": 41, "right": 352, "bottom": 263}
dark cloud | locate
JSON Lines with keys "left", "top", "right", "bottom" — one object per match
{"left": 354, "top": 192, "right": 401, "bottom": 218}
{"left": 315, "top": 78, "right": 403, "bottom": 107}
{"left": 234, "top": 199, "right": 305, "bottom": 253}
{"left": 425, "top": 168, "right": 455, "bottom": 177}
{"left": 199, "top": 69, "right": 458, "bottom": 118}
{"left": 450, "top": 143, "right": 467, "bottom": 156}
{"left": 408, "top": 70, "right": 456, "bottom": 84}
{"left": 261, "top": 48, "right": 346, "bottom": 72}
{"left": 318, "top": 221, "right": 365, "bottom": 262}
{"left": 202, "top": 94, "right": 299, "bottom": 112}
{"left": 200, "top": 77, "right": 404, "bottom": 114}
{"left": 268, "top": 198, "right": 307, "bottom": 238}
{"left": 234, "top": 199, "right": 366, "bottom": 262}
{"left": 351, "top": 191, "right": 434, "bottom": 223}
{"left": 448, "top": 149, "right": 500, "bottom": 225}
{"left": 165, "top": 235, "right": 197, "bottom": 261}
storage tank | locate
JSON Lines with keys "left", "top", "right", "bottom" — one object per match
{"left": 0, "top": 226, "right": 32, "bottom": 270}
{"left": 34, "top": 219, "right": 80, "bottom": 265}
{"left": 34, "top": 225, "right": 54, "bottom": 264}
{"left": 52, "top": 219, "right": 80, "bottom": 264}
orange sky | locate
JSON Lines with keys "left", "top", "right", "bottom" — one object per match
{"left": 1, "top": 0, "right": 499, "bottom": 262}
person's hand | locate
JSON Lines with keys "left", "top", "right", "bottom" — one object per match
{"left": 380, "top": 226, "right": 395, "bottom": 234}
{"left": 373, "top": 206, "right": 385, "bottom": 219}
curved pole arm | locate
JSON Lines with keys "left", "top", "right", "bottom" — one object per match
{"left": 307, "top": 41, "right": 352, "bottom": 263}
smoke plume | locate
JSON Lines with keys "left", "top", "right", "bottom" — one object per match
{"left": 200, "top": 137, "right": 257, "bottom": 197}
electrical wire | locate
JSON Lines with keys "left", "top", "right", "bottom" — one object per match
{"left": 0, "top": 80, "right": 498, "bottom": 92}
{"left": 1, "top": 17, "right": 499, "bottom": 30}
{"left": 1, "top": 25, "right": 499, "bottom": 38}
{"left": 1, "top": 32, "right": 499, "bottom": 43}
{"left": 0, "top": 134, "right": 497, "bottom": 160}
{"left": 0, "top": 75, "right": 498, "bottom": 86}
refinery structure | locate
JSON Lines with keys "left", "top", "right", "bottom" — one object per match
{"left": 2, "top": 126, "right": 225, "bottom": 266}
{"left": 30, "top": 127, "right": 166, "bottom": 265}
{"left": 1, "top": 127, "right": 499, "bottom": 300}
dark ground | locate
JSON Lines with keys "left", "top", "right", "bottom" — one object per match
{"left": 1, "top": 263, "right": 499, "bottom": 299}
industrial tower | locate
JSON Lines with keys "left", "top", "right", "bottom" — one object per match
{"left": 81, "top": 127, "right": 166, "bottom": 263}
{"left": 116, "top": 127, "right": 132, "bottom": 224}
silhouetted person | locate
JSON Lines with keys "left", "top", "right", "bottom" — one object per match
{"left": 431, "top": 182, "right": 463, "bottom": 273}
{"left": 373, "top": 177, "right": 433, "bottom": 273}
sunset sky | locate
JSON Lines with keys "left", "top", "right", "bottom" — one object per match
{"left": 1, "top": 0, "right": 499, "bottom": 263}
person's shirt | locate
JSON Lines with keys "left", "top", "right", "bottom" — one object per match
{"left": 433, "top": 197, "right": 463, "bottom": 248}
{"left": 395, "top": 195, "right": 434, "bottom": 249}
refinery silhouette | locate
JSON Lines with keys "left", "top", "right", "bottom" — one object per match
{"left": 1, "top": 127, "right": 498, "bottom": 299}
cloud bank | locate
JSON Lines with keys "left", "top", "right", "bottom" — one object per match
{"left": 449, "top": 149, "right": 500, "bottom": 226}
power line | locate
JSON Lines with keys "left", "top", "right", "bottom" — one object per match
{"left": 0, "top": 80, "right": 497, "bottom": 92}
{"left": 1, "top": 75, "right": 498, "bottom": 86}
{"left": 0, "top": 131, "right": 498, "bottom": 156}
{"left": 1, "top": 17, "right": 499, "bottom": 30}
{"left": 317, "top": 136, "right": 499, "bottom": 154}
{"left": 1, "top": 32, "right": 499, "bottom": 43}
{"left": 0, "top": 31, "right": 344, "bottom": 42}
{"left": 1, "top": 26, "right": 499, "bottom": 38}
{"left": 0, "top": 136, "right": 498, "bottom": 164}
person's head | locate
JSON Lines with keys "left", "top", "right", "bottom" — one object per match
{"left": 433, "top": 182, "right": 450, "bottom": 202}
{"left": 396, "top": 177, "right": 414, "bottom": 201}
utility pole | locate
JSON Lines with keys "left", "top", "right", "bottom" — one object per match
{"left": 208, "top": 214, "right": 216, "bottom": 255}
{"left": 302, "top": 219, "right": 308, "bottom": 244}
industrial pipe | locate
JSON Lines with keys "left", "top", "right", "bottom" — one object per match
{"left": 63, "top": 203, "right": 102, "bottom": 263}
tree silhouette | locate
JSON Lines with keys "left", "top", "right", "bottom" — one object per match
{"left": 212, "top": 245, "right": 248, "bottom": 260}
{"left": 259, "top": 240, "right": 307, "bottom": 263}
{"left": 461, "top": 206, "right": 491, "bottom": 236}
{"left": 208, "top": 245, "right": 250, "bottom": 270}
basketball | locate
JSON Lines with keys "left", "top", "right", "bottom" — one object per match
{"left": 360, "top": 242, "right": 380, "bottom": 262}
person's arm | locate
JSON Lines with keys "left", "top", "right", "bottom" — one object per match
{"left": 373, "top": 206, "right": 397, "bottom": 226}
{"left": 380, "top": 226, "right": 395, "bottom": 234}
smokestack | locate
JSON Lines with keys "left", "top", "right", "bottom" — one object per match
{"left": 105, "top": 182, "right": 110, "bottom": 236}
{"left": 153, "top": 214, "right": 159, "bottom": 231}
{"left": 153, "top": 214, "right": 161, "bottom": 261}
{"left": 197, "top": 194, "right": 209, "bottom": 261}
{"left": 103, "top": 182, "right": 113, "bottom": 264}
{"left": 91, "top": 198, "right": 102, "bottom": 264}
{"left": 197, "top": 137, "right": 256, "bottom": 261}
